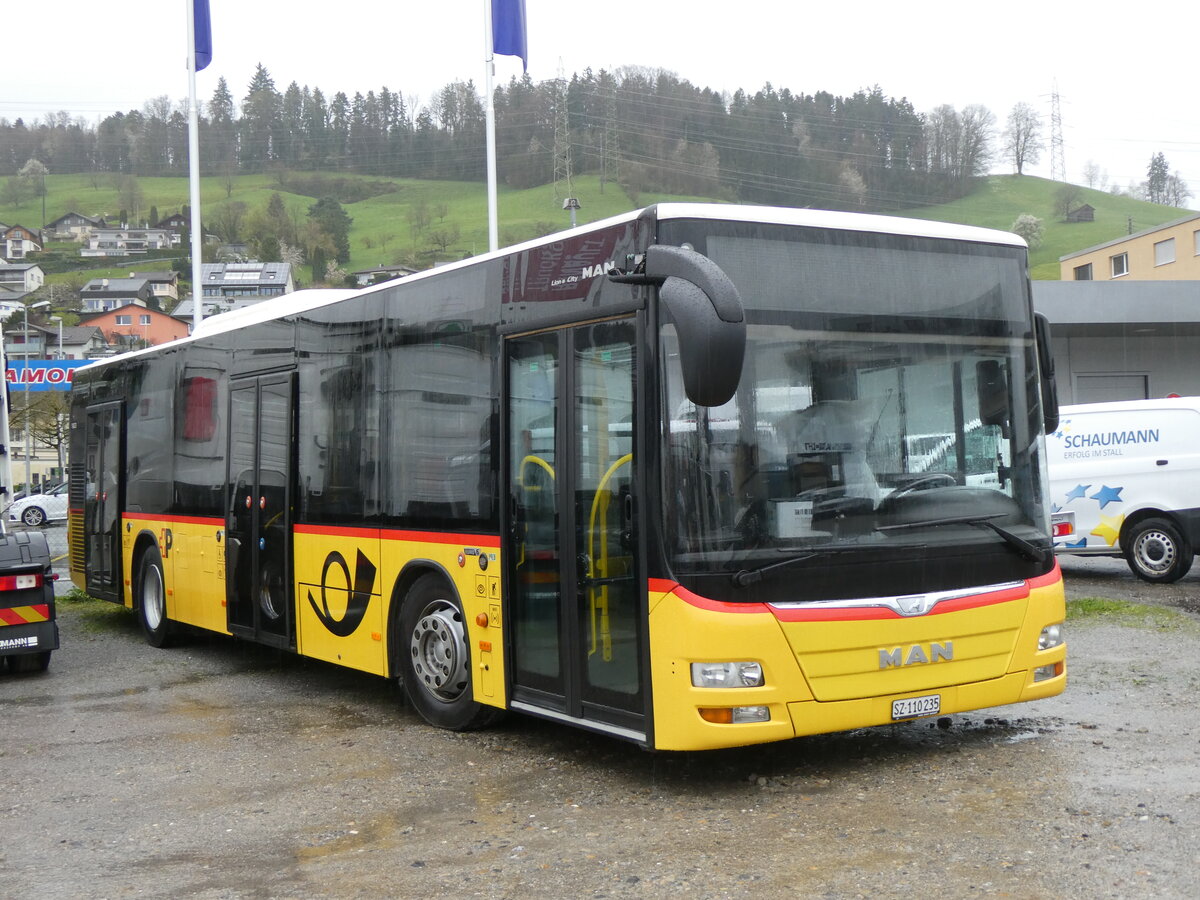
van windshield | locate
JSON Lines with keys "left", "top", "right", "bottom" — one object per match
{"left": 657, "top": 219, "right": 1054, "bottom": 603}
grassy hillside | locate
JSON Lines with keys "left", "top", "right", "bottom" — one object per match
{"left": 2, "top": 172, "right": 1192, "bottom": 289}
{"left": 0, "top": 172, "right": 711, "bottom": 288}
{"left": 897, "top": 175, "right": 1192, "bottom": 279}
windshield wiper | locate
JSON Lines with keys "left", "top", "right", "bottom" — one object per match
{"left": 731, "top": 553, "right": 818, "bottom": 587}
{"left": 877, "top": 514, "right": 1048, "bottom": 563}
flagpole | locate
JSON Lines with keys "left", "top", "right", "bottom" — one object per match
{"left": 186, "top": 1, "right": 204, "bottom": 329}
{"left": 484, "top": 0, "right": 499, "bottom": 253}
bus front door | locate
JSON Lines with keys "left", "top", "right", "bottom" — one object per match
{"left": 83, "top": 403, "right": 123, "bottom": 602}
{"left": 226, "top": 375, "right": 295, "bottom": 648}
{"left": 506, "top": 320, "right": 645, "bottom": 740}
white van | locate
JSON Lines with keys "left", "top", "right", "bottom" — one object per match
{"left": 1046, "top": 397, "right": 1200, "bottom": 583}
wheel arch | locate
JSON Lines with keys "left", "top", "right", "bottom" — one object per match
{"left": 129, "top": 530, "right": 161, "bottom": 610}
{"left": 1119, "top": 507, "right": 1185, "bottom": 548}
{"left": 385, "top": 559, "right": 460, "bottom": 680}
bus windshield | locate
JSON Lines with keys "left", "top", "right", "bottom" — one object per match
{"left": 658, "top": 219, "right": 1052, "bottom": 603}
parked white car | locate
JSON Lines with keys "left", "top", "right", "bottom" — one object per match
{"left": 6, "top": 483, "right": 69, "bottom": 527}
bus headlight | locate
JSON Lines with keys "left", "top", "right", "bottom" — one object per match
{"left": 691, "top": 661, "right": 764, "bottom": 688}
{"left": 1038, "top": 624, "right": 1063, "bottom": 650}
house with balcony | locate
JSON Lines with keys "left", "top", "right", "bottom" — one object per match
{"left": 46, "top": 324, "right": 110, "bottom": 359}
{"left": 45, "top": 211, "right": 107, "bottom": 241}
{"left": 81, "top": 227, "right": 174, "bottom": 258}
{"left": 200, "top": 261, "right": 294, "bottom": 302}
{"left": 1, "top": 224, "right": 43, "bottom": 259}
{"left": 0, "top": 263, "right": 45, "bottom": 293}
{"left": 125, "top": 270, "right": 180, "bottom": 304}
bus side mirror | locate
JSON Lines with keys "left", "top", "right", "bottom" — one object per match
{"left": 976, "top": 359, "right": 1009, "bottom": 438}
{"left": 638, "top": 245, "right": 746, "bottom": 408}
{"left": 1034, "top": 313, "right": 1059, "bottom": 435}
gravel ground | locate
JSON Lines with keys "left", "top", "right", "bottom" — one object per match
{"left": 0, "top": 540, "right": 1197, "bottom": 899}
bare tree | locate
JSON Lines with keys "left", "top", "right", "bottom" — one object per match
{"left": 211, "top": 200, "right": 248, "bottom": 242}
{"left": 1165, "top": 173, "right": 1192, "bottom": 207}
{"left": 1082, "top": 160, "right": 1106, "bottom": 190}
{"left": 1054, "top": 184, "right": 1082, "bottom": 220}
{"left": 1002, "top": 102, "right": 1043, "bottom": 175}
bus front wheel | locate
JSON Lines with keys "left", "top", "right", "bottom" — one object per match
{"left": 138, "top": 547, "right": 174, "bottom": 648}
{"left": 398, "top": 574, "right": 503, "bottom": 731}
{"left": 1125, "top": 518, "right": 1193, "bottom": 584}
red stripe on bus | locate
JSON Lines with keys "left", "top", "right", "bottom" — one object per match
{"left": 649, "top": 579, "right": 771, "bottom": 614}
{"left": 656, "top": 566, "right": 1062, "bottom": 621}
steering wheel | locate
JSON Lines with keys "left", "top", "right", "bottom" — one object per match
{"left": 883, "top": 473, "right": 957, "bottom": 503}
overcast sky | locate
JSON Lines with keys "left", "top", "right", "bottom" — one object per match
{"left": 5, "top": 1, "right": 1196, "bottom": 206}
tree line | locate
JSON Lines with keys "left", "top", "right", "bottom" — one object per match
{"left": 1, "top": 65, "right": 1015, "bottom": 211}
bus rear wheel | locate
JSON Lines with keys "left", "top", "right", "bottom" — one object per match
{"left": 138, "top": 547, "right": 175, "bottom": 648}
{"left": 1125, "top": 518, "right": 1193, "bottom": 583}
{"left": 398, "top": 574, "right": 503, "bottom": 731}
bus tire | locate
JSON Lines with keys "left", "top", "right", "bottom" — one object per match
{"left": 398, "top": 574, "right": 503, "bottom": 731}
{"left": 138, "top": 547, "right": 174, "bottom": 648}
{"left": 1124, "top": 517, "right": 1193, "bottom": 584}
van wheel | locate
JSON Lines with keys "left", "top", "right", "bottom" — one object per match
{"left": 138, "top": 547, "right": 174, "bottom": 647}
{"left": 1125, "top": 518, "right": 1193, "bottom": 583}
{"left": 398, "top": 574, "right": 503, "bottom": 731}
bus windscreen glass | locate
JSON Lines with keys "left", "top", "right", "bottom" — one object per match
{"left": 658, "top": 221, "right": 1052, "bottom": 603}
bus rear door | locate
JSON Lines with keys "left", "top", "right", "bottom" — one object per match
{"left": 83, "top": 403, "right": 123, "bottom": 602}
{"left": 226, "top": 374, "right": 295, "bottom": 648}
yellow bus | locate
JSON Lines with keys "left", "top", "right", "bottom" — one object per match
{"left": 67, "top": 204, "right": 1066, "bottom": 750}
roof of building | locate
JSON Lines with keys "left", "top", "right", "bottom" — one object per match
{"left": 202, "top": 261, "right": 292, "bottom": 286}
{"left": 1059, "top": 212, "right": 1200, "bottom": 262}
{"left": 125, "top": 270, "right": 178, "bottom": 282}
{"left": 1033, "top": 279, "right": 1200, "bottom": 336}
{"left": 81, "top": 277, "right": 152, "bottom": 294}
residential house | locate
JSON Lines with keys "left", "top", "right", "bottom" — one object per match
{"left": 79, "top": 303, "right": 189, "bottom": 349}
{"left": 45, "top": 324, "right": 110, "bottom": 359}
{"left": 80, "top": 277, "right": 154, "bottom": 312}
{"left": 1061, "top": 212, "right": 1200, "bottom": 281}
{"left": 125, "top": 270, "right": 180, "bottom": 304}
{"left": 0, "top": 263, "right": 45, "bottom": 293}
{"left": 45, "top": 211, "right": 106, "bottom": 241}
{"left": 200, "top": 261, "right": 294, "bottom": 304}
{"left": 2, "top": 319, "right": 52, "bottom": 361}
{"left": 156, "top": 212, "right": 189, "bottom": 235}
{"left": 81, "top": 227, "right": 174, "bottom": 258}
{"left": 1, "top": 224, "right": 43, "bottom": 259}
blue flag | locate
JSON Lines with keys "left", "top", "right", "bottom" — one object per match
{"left": 194, "top": 0, "right": 212, "bottom": 71}
{"left": 491, "top": 0, "right": 527, "bottom": 71}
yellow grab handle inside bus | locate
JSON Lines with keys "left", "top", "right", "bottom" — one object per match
{"left": 588, "top": 453, "right": 632, "bottom": 662}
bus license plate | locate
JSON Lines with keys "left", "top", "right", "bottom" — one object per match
{"left": 892, "top": 694, "right": 940, "bottom": 720}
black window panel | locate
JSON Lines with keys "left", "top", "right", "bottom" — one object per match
{"left": 296, "top": 294, "right": 382, "bottom": 524}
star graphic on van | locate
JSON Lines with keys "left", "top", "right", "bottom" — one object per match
{"left": 1091, "top": 513, "right": 1125, "bottom": 546}
{"left": 1064, "top": 484, "right": 1091, "bottom": 502}
{"left": 1089, "top": 485, "right": 1123, "bottom": 509}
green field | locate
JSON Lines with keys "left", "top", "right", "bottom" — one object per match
{"left": 896, "top": 175, "right": 1191, "bottom": 279}
{"left": 2, "top": 171, "right": 1192, "bottom": 288}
